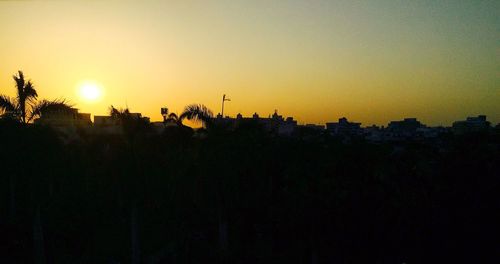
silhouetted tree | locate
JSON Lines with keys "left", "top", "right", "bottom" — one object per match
{"left": 165, "top": 112, "right": 183, "bottom": 126}
{"left": 109, "top": 105, "right": 150, "bottom": 141}
{"left": 0, "top": 71, "right": 72, "bottom": 264}
{"left": 109, "top": 105, "right": 151, "bottom": 264}
{"left": 164, "top": 104, "right": 214, "bottom": 128}
{"left": 0, "top": 71, "right": 71, "bottom": 123}
{"left": 2, "top": 83, "right": 498, "bottom": 263}
{"left": 1, "top": 71, "right": 71, "bottom": 220}
{"left": 180, "top": 104, "right": 213, "bottom": 128}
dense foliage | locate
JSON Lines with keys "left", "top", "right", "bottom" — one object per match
{"left": 0, "top": 119, "right": 498, "bottom": 263}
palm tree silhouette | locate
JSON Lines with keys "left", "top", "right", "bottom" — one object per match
{"left": 109, "top": 105, "right": 131, "bottom": 119}
{"left": 181, "top": 104, "right": 214, "bottom": 128}
{"left": 0, "top": 71, "right": 72, "bottom": 264}
{"left": 165, "top": 104, "right": 214, "bottom": 128}
{"left": 165, "top": 112, "right": 183, "bottom": 126}
{"left": 108, "top": 105, "right": 149, "bottom": 264}
{"left": 0, "top": 71, "right": 71, "bottom": 123}
{"left": 109, "top": 105, "right": 150, "bottom": 139}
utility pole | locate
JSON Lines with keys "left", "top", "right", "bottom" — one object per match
{"left": 221, "top": 94, "right": 230, "bottom": 117}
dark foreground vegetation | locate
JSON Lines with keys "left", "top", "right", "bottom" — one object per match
{"left": 0, "top": 117, "right": 498, "bottom": 264}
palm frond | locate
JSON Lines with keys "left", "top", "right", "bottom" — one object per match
{"left": 165, "top": 113, "right": 183, "bottom": 125}
{"left": 0, "top": 95, "right": 18, "bottom": 114}
{"left": 180, "top": 104, "right": 214, "bottom": 126}
{"left": 28, "top": 99, "right": 73, "bottom": 122}
{"left": 109, "top": 105, "right": 120, "bottom": 117}
{"left": 109, "top": 105, "right": 131, "bottom": 121}
{"left": 13, "top": 71, "right": 25, "bottom": 100}
{"left": 24, "top": 81, "right": 38, "bottom": 103}
{"left": 168, "top": 113, "right": 178, "bottom": 119}
{"left": 12, "top": 71, "right": 39, "bottom": 123}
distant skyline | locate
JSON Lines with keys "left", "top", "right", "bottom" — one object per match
{"left": 1, "top": 0, "right": 498, "bottom": 126}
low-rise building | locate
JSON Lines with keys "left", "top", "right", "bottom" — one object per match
{"left": 35, "top": 107, "right": 91, "bottom": 127}
{"left": 386, "top": 118, "right": 424, "bottom": 139}
{"left": 302, "top": 124, "right": 325, "bottom": 131}
{"left": 213, "top": 110, "right": 298, "bottom": 136}
{"left": 93, "top": 113, "right": 150, "bottom": 135}
{"left": 416, "top": 126, "right": 448, "bottom": 138}
{"left": 364, "top": 125, "right": 385, "bottom": 142}
{"left": 452, "top": 115, "right": 490, "bottom": 135}
{"left": 34, "top": 107, "right": 92, "bottom": 142}
{"left": 326, "top": 117, "right": 362, "bottom": 137}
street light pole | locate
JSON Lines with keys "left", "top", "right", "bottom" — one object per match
{"left": 221, "top": 94, "right": 230, "bottom": 117}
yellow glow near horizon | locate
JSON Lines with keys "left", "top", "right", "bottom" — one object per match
{"left": 77, "top": 81, "right": 103, "bottom": 103}
{"left": 0, "top": 1, "right": 498, "bottom": 126}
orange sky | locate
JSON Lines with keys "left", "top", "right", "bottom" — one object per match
{"left": 1, "top": 1, "right": 498, "bottom": 126}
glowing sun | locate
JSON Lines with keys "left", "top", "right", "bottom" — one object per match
{"left": 78, "top": 81, "right": 103, "bottom": 102}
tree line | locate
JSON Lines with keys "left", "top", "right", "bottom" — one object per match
{"left": 1, "top": 71, "right": 498, "bottom": 263}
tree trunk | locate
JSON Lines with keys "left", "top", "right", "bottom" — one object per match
{"left": 131, "top": 201, "right": 140, "bottom": 264}
{"left": 218, "top": 210, "right": 228, "bottom": 254}
{"left": 310, "top": 231, "right": 318, "bottom": 264}
{"left": 8, "top": 173, "right": 16, "bottom": 223}
{"left": 267, "top": 174, "right": 274, "bottom": 257}
{"left": 215, "top": 182, "right": 229, "bottom": 261}
{"left": 48, "top": 174, "right": 54, "bottom": 198}
{"left": 33, "top": 206, "right": 46, "bottom": 264}
{"left": 309, "top": 210, "right": 319, "bottom": 264}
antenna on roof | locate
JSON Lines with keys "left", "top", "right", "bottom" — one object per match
{"left": 161, "top": 107, "right": 169, "bottom": 125}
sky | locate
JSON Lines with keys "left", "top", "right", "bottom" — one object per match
{"left": 0, "top": 0, "right": 499, "bottom": 126}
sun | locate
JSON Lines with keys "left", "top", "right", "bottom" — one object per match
{"left": 78, "top": 81, "right": 103, "bottom": 102}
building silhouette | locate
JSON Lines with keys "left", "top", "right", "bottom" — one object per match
{"left": 214, "top": 110, "right": 298, "bottom": 136}
{"left": 34, "top": 107, "right": 91, "bottom": 127}
{"left": 386, "top": 118, "right": 424, "bottom": 139}
{"left": 326, "top": 117, "right": 362, "bottom": 137}
{"left": 452, "top": 115, "right": 491, "bottom": 135}
{"left": 24, "top": 106, "right": 497, "bottom": 142}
